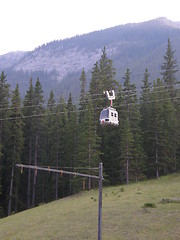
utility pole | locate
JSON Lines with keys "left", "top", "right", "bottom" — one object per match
{"left": 98, "top": 162, "right": 103, "bottom": 240}
{"left": 8, "top": 162, "right": 15, "bottom": 216}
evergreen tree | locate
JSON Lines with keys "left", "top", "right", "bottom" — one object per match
{"left": 175, "top": 89, "right": 180, "bottom": 170}
{"left": 78, "top": 68, "right": 102, "bottom": 189}
{"left": 42, "top": 90, "right": 56, "bottom": 202}
{"left": 8, "top": 84, "right": 24, "bottom": 215}
{"left": 140, "top": 69, "right": 152, "bottom": 127}
{"left": 120, "top": 116, "right": 134, "bottom": 184}
{"left": 0, "top": 71, "right": 10, "bottom": 217}
{"left": 148, "top": 79, "right": 169, "bottom": 178}
{"left": 160, "top": 39, "right": 179, "bottom": 172}
{"left": 22, "top": 78, "right": 35, "bottom": 209}
{"left": 45, "top": 90, "right": 56, "bottom": 166}
{"left": 120, "top": 69, "right": 145, "bottom": 182}
{"left": 89, "top": 62, "right": 100, "bottom": 98}
{"left": 162, "top": 89, "right": 177, "bottom": 174}
{"left": 140, "top": 69, "right": 152, "bottom": 176}
{"left": 0, "top": 71, "right": 10, "bottom": 148}
{"left": 79, "top": 68, "right": 87, "bottom": 124}
{"left": 32, "top": 78, "right": 45, "bottom": 207}
{"left": 54, "top": 96, "right": 67, "bottom": 199}
{"left": 99, "top": 47, "right": 117, "bottom": 91}
{"left": 65, "top": 94, "right": 78, "bottom": 195}
{"left": 120, "top": 69, "right": 135, "bottom": 183}
{"left": 161, "top": 38, "right": 178, "bottom": 100}
{"left": 77, "top": 94, "right": 101, "bottom": 190}
{"left": 89, "top": 62, "right": 101, "bottom": 130}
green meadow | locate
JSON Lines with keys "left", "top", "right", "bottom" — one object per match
{"left": 1, "top": 174, "right": 180, "bottom": 240}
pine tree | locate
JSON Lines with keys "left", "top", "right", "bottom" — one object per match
{"left": 120, "top": 116, "right": 134, "bottom": 184}
{"left": 32, "top": 78, "right": 45, "bottom": 207}
{"left": 89, "top": 62, "right": 100, "bottom": 98}
{"left": 140, "top": 69, "right": 151, "bottom": 127}
{"left": 43, "top": 90, "right": 57, "bottom": 202}
{"left": 99, "top": 47, "right": 117, "bottom": 91}
{"left": 0, "top": 71, "right": 10, "bottom": 216}
{"left": 77, "top": 94, "right": 101, "bottom": 190}
{"left": 120, "top": 69, "right": 135, "bottom": 183}
{"left": 162, "top": 90, "right": 177, "bottom": 174}
{"left": 79, "top": 68, "right": 87, "bottom": 124}
{"left": 65, "top": 94, "right": 78, "bottom": 195}
{"left": 175, "top": 89, "right": 180, "bottom": 170}
{"left": 148, "top": 79, "right": 168, "bottom": 178}
{"left": 120, "top": 69, "right": 145, "bottom": 182}
{"left": 22, "top": 78, "right": 35, "bottom": 209}
{"left": 0, "top": 71, "right": 10, "bottom": 149}
{"left": 8, "top": 84, "right": 24, "bottom": 215}
{"left": 161, "top": 38, "right": 178, "bottom": 100}
{"left": 78, "top": 68, "right": 102, "bottom": 189}
{"left": 160, "top": 39, "right": 180, "bottom": 172}
{"left": 45, "top": 90, "right": 56, "bottom": 166}
{"left": 89, "top": 62, "right": 101, "bottom": 130}
{"left": 140, "top": 69, "right": 152, "bottom": 176}
{"left": 54, "top": 96, "right": 67, "bottom": 199}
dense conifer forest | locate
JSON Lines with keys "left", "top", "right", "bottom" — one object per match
{"left": 0, "top": 39, "right": 180, "bottom": 217}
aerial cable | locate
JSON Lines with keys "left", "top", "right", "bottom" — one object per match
{"left": 0, "top": 94, "right": 180, "bottom": 121}
{"left": 0, "top": 82, "right": 179, "bottom": 111}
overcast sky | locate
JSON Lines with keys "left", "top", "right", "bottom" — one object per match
{"left": 0, "top": 0, "right": 179, "bottom": 55}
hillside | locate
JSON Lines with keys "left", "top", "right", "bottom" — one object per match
{"left": 1, "top": 17, "right": 180, "bottom": 98}
{"left": 0, "top": 174, "right": 180, "bottom": 239}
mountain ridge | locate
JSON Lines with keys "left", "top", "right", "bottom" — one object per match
{"left": 0, "top": 17, "right": 180, "bottom": 99}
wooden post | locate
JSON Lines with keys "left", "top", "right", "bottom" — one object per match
{"left": 98, "top": 162, "right": 103, "bottom": 240}
{"left": 8, "top": 162, "right": 15, "bottom": 216}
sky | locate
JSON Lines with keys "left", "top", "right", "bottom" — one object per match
{"left": 0, "top": 0, "right": 180, "bottom": 55}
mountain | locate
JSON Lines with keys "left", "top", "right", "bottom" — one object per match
{"left": 1, "top": 17, "right": 180, "bottom": 99}
{"left": 0, "top": 51, "right": 27, "bottom": 69}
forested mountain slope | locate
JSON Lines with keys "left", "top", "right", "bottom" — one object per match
{"left": 0, "top": 30, "right": 180, "bottom": 218}
{"left": 0, "top": 17, "right": 180, "bottom": 98}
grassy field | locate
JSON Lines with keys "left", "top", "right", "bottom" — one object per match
{"left": 0, "top": 174, "right": 180, "bottom": 239}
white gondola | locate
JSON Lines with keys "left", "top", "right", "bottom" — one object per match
{"left": 99, "top": 107, "right": 119, "bottom": 126}
{"left": 99, "top": 90, "right": 119, "bottom": 126}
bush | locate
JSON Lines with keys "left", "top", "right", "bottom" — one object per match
{"left": 143, "top": 202, "right": 156, "bottom": 208}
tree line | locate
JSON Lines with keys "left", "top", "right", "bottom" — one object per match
{"left": 0, "top": 39, "right": 179, "bottom": 217}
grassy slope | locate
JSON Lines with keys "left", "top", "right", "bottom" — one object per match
{"left": 0, "top": 174, "right": 180, "bottom": 240}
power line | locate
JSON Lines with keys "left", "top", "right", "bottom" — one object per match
{"left": 0, "top": 94, "right": 180, "bottom": 121}
{"left": 0, "top": 84, "right": 180, "bottom": 113}
{"left": 0, "top": 80, "right": 179, "bottom": 121}
{"left": 1, "top": 80, "right": 180, "bottom": 108}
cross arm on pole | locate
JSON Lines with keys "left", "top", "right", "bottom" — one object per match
{"left": 15, "top": 164, "right": 100, "bottom": 180}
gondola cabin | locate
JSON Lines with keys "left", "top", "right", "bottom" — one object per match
{"left": 99, "top": 107, "right": 119, "bottom": 126}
